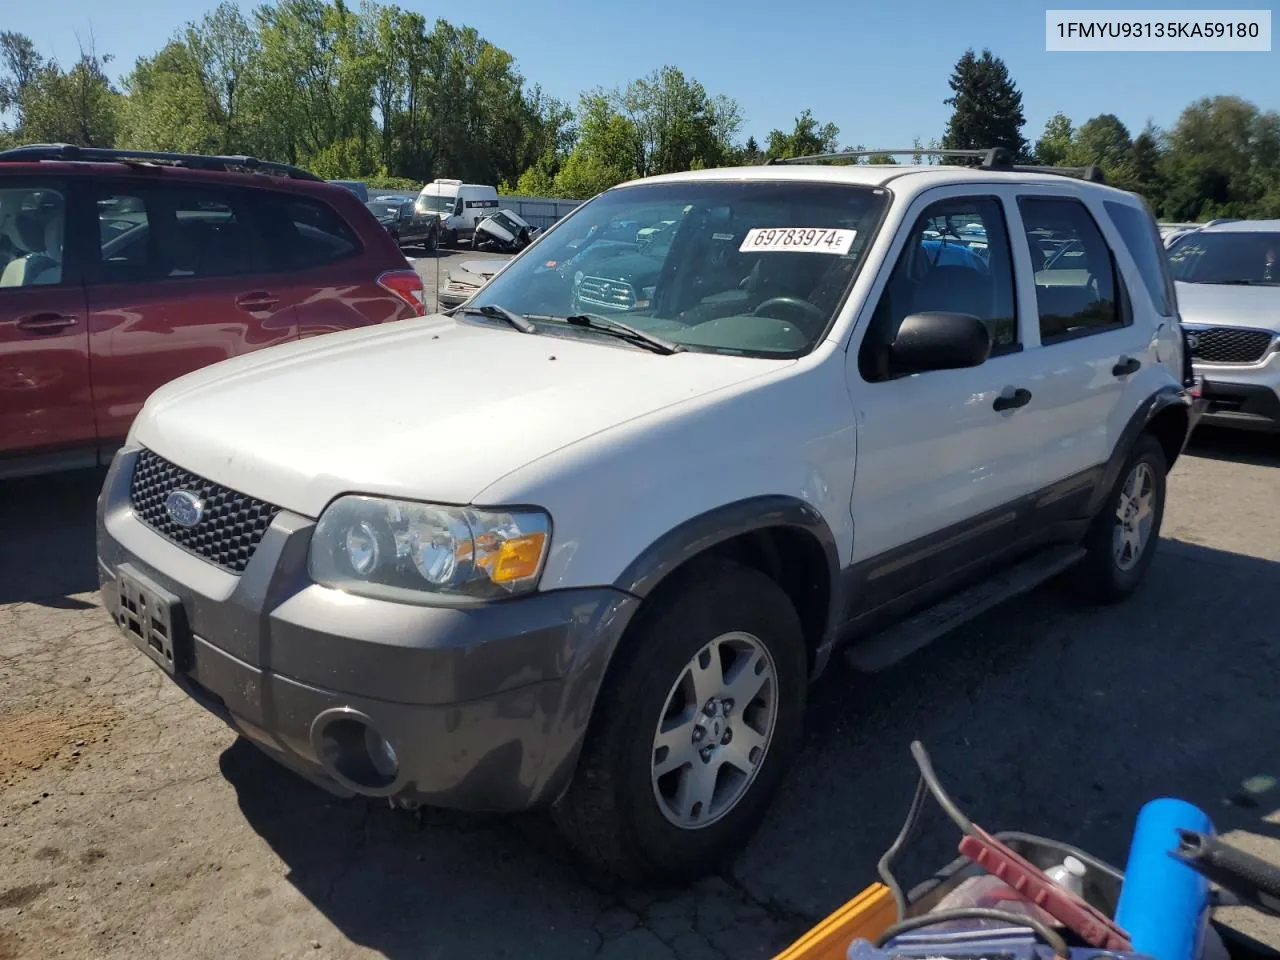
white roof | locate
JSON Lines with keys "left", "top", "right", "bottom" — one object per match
{"left": 616, "top": 163, "right": 1140, "bottom": 202}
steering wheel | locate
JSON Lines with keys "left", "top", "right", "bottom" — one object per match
{"left": 752, "top": 296, "right": 826, "bottom": 329}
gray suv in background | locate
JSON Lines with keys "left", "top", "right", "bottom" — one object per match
{"left": 1168, "top": 220, "right": 1280, "bottom": 432}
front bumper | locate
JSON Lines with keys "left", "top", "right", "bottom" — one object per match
{"left": 96, "top": 446, "right": 639, "bottom": 811}
{"left": 1192, "top": 351, "right": 1280, "bottom": 432}
{"left": 438, "top": 284, "right": 478, "bottom": 309}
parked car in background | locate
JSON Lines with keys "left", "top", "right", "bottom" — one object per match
{"left": 437, "top": 258, "right": 506, "bottom": 308}
{"left": 327, "top": 179, "right": 369, "bottom": 202}
{"left": 1168, "top": 218, "right": 1280, "bottom": 432}
{"left": 473, "top": 208, "right": 539, "bottom": 252}
{"left": 0, "top": 145, "right": 425, "bottom": 479}
{"left": 414, "top": 178, "right": 499, "bottom": 247}
{"left": 365, "top": 198, "right": 440, "bottom": 253}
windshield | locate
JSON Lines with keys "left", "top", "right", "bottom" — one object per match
{"left": 467, "top": 180, "right": 888, "bottom": 357}
{"left": 1168, "top": 230, "right": 1280, "bottom": 284}
{"left": 417, "top": 194, "right": 455, "bottom": 215}
{"left": 365, "top": 201, "right": 401, "bottom": 219}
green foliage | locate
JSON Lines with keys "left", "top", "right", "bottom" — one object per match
{"left": 0, "top": 32, "right": 44, "bottom": 125}
{"left": 18, "top": 46, "right": 120, "bottom": 147}
{"left": 1069, "top": 113, "right": 1131, "bottom": 169}
{"left": 118, "top": 41, "right": 221, "bottom": 153}
{"left": 941, "top": 48, "right": 1028, "bottom": 160}
{"left": 765, "top": 109, "right": 839, "bottom": 160}
{"left": 1033, "top": 112, "right": 1073, "bottom": 166}
{"left": 365, "top": 171, "right": 418, "bottom": 190}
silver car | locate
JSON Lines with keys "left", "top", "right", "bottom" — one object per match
{"left": 1168, "top": 219, "right": 1280, "bottom": 432}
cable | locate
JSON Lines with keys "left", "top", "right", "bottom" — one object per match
{"left": 873, "top": 743, "right": 1071, "bottom": 958}
{"left": 877, "top": 775, "right": 929, "bottom": 919}
{"left": 871, "top": 907, "right": 1071, "bottom": 958}
{"left": 910, "top": 740, "right": 977, "bottom": 836}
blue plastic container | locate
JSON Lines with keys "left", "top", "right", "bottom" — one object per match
{"left": 1114, "top": 798, "right": 1215, "bottom": 960}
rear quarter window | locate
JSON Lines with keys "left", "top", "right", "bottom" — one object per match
{"left": 1103, "top": 199, "right": 1175, "bottom": 317}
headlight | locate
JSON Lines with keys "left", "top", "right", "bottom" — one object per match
{"left": 309, "top": 496, "right": 551, "bottom": 604}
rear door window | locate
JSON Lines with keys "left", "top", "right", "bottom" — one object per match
{"left": 1016, "top": 197, "right": 1125, "bottom": 343}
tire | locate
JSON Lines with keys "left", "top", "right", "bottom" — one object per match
{"left": 1073, "top": 433, "right": 1167, "bottom": 603}
{"left": 425, "top": 229, "right": 438, "bottom": 254}
{"left": 552, "top": 557, "right": 808, "bottom": 885}
{"left": 443, "top": 229, "right": 458, "bottom": 249}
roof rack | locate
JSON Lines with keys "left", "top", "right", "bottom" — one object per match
{"left": 765, "top": 147, "right": 1106, "bottom": 184}
{"left": 0, "top": 143, "right": 323, "bottom": 181}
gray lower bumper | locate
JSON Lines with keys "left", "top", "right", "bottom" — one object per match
{"left": 96, "top": 447, "right": 639, "bottom": 811}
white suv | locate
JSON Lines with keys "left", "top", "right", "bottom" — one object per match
{"left": 96, "top": 151, "right": 1200, "bottom": 884}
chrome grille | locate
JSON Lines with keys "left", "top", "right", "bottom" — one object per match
{"left": 129, "top": 449, "right": 281, "bottom": 574}
{"left": 576, "top": 276, "right": 636, "bottom": 311}
{"left": 1185, "top": 326, "right": 1276, "bottom": 364}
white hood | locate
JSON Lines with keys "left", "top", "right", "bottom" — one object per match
{"left": 131, "top": 316, "right": 787, "bottom": 517}
{"left": 1175, "top": 281, "right": 1280, "bottom": 333}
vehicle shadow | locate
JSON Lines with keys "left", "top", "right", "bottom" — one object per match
{"left": 1185, "top": 425, "right": 1280, "bottom": 467}
{"left": 0, "top": 467, "right": 106, "bottom": 608}
{"left": 218, "top": 536, "right": 1280, "bottom": 958}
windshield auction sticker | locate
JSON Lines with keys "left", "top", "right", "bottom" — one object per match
{"left": 739, "top": 228, "right": 857, "bottom": 255}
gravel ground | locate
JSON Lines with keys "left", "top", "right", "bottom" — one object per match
{"left": 2, "top": 301, "right": 1279, "bottom": 958}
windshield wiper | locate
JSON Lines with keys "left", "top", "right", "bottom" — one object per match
{"left": 555, "top": 312, "right": 683, "bottom": 354}
{"left": 1202, "top": 279, "right": 1276, "bottom": 286}
{"left": 461, "top": 303, "right": 537, "bottom": 334}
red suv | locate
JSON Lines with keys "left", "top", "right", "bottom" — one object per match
{"left": 0, "top": 144, "right": 426, "bottom": 479}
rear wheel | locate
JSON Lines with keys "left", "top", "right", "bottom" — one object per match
{"left": 1073, "top": 433, "right": 1167, "bottom": 602}
{"left": 553, "top": 558, "right": 807, "bottom": 884}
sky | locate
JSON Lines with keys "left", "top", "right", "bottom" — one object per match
{"left": 6, "top": 0, "right": 1277, "bottom": 151}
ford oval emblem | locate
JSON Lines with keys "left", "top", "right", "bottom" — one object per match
{"left": 165, "top": 490, "right": 204, "bottom": 527}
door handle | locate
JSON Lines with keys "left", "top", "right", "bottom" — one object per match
{"left": 1113, "top": 355, "right": 1142, "bottom": 377}
{"left": 15, "top": 312, "right": 78, "bottom": 333}
{"left": 235, "top": 292, "right": 279, "bottom": 311}
{"left": 993, "top": 387, "right": 1032, "bottom": 412}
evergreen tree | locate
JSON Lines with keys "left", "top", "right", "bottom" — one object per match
{"left": 941, "top": 48, "right": 1028, "bottom": 160}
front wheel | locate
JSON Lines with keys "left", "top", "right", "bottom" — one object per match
{"left": 553, "top": 558, "right": 807, "bottom": 884}
{"left": 1073, "top": 433, "right": 1167, "bottom": 603}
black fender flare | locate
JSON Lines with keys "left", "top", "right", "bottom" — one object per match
{"left": 1086, "top": 384, "right": 1194, "bottom": 517}
{"left": 612, "top": 495, "right": 843, "bottom": 676}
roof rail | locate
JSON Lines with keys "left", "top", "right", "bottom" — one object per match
{"left": 0, "top": 143, "right": 323, "bottom": 181}
{"left": 766, "top": 148, "right": 996, "bottom": 166}
{"left": 766, "top": 146, "right": 1107, "bottom": 184}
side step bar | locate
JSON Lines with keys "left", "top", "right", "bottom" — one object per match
{"left": 845, "top": 544, "right": 1087, "bottom": 673}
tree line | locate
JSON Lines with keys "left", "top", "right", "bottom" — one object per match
{"left": 1, "top": 2, "right": 1277, "bottom": 219}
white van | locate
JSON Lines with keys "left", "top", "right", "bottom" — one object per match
{"left": 414, "top": 179, "right": 499, "bottom": 247}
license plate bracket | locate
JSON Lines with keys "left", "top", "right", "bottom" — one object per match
{"left": 115, "top": 563, "right": 191, "bottom": 675}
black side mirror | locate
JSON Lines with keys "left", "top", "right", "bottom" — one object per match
{"left": 889, "top": 312, "right": 992, "bottom": 374}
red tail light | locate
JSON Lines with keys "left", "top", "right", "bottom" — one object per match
{"left": 377, "top": 269, "right": 427, "bottom": 317}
